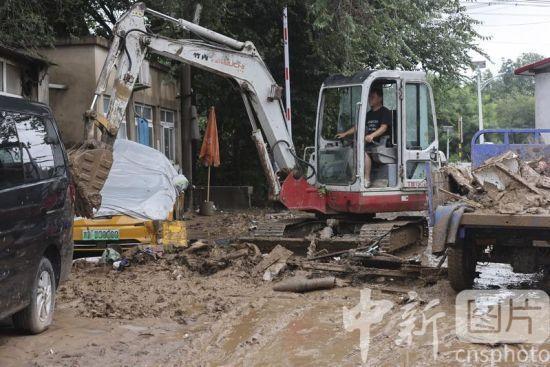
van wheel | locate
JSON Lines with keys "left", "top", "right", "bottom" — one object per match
{"left": 448, "top": 244, "right": 476, "bottom": 292}
{"left": 12, "top": 258, "right": 56, "bottom": 334}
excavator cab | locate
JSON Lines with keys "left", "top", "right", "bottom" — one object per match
{"left": 312, "top": 70, "right": 439, "bottom": 212}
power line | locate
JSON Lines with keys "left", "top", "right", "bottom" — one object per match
{"left": 479, "top": 19, "right": 550, "bottom": 25}
{"left": 483, "top": 40, "right": 550, "bottom": 45}
{"left": 462, "top": 1, "right": 550, "bottom": 7}
{"left": 469, "top": 11, "right": 550, "bottom": 15}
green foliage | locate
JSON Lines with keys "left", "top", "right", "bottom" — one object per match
{"left": 0, "top": 0, "right": 136, "bottom": 50}
{"left": 308, "top": 0, "right": 483, "bottom": 76}
{"left": 0, "top": 0, "right": 56, "bottom": 50}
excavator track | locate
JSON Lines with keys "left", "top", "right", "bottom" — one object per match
{"left": 242, "top": 216, "right": 425, "bottom": 256}
{"left": 252, "top": 217, "right": 323, "bottom": 238}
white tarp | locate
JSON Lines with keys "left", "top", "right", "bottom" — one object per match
{"left": 94, "top": 139, "right": 187, "bottom": 220}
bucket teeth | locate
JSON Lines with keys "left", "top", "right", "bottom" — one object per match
{"left": 68, "top": 142, "right": 113, "bottom": 218}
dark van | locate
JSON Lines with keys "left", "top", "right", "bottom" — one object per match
{"left": 0, "top": 95, "right": 74, "bottom": 334}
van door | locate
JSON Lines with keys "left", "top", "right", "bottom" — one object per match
{"left": 0, "top": 112, "right": 29, "bottom": 316}
{"left": 401, "top": 82, "right": 438, "bottom": 189}
{"left": 14, "top": 113, "right": 69, "bottom": 287}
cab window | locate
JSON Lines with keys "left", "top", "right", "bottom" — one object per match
{"left": 317, "top": 85, "right": 361, "bottom": 185}
{"left": 320, "top": 86, "right": 362, "bottom": 140}
{"left": 405, "top": 83, "right": 435, "bottom": 150}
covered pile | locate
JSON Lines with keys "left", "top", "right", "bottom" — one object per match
{"left": 443, "top": 151, "right": 550, "bottom": 215}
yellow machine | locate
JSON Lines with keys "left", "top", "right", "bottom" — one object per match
{"left": 73, "top": 202, "right": 187, "bottom": 254}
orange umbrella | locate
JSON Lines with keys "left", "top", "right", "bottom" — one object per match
{"left": 199, "top": 107, "right": 220, "bottom": 202}
{"left": 199, "top": 107, "right": 220, "bottom": 167}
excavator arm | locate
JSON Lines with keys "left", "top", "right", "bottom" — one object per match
{"left": 71, "top": 2, "right": 298, "bottom": 217}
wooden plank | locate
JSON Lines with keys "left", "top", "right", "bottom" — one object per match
{"left": 253, "top": 244, "right": 293, "bottom": 274}
{"left": 461, "top": 213, "right": 550, "bottom": 228}
{"left": 291, "top": 260, "right": 444, "bottom": 279}
{"left": 238, "top": 236, "right": 308, "bottom": 253}
{"left": 238, "top": 236, "right": 362, "bottom": 254}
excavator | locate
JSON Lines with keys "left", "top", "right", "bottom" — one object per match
{"left": 70, "top": 2, "right": 442, "bottom": 251}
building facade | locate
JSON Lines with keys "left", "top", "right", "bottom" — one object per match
{"left": 0, "top": 45, "right": 49, "bottom": 102}
{"left": 39, "top": 37, "right": 183, "bottom": 167}
{"left": 515, "top": 58, "right": 550, "bottom": 142}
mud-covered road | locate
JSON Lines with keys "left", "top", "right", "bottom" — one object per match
{"left": 1, "top": 211, "right": 549, "bottom": 367}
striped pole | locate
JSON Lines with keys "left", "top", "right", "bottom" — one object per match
{"left": 283, "top": 7, "right": 292, "bottom": 139}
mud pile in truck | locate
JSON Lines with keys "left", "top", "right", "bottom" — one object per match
{"left": 443, "top": 151, "right": 550, "bottom": 214}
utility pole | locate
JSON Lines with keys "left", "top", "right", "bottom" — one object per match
{"left": 282, "top": 7, "right": 292, "bottom": 139}
{"left": 181, "top": 4, "right": 202, "bottom": 212}
{"left": 442, "top": 125, "right": 453, "bottom": 161}
{"left": 458, "top": 115, "right": 463, "bottom": 162}
{"left": 473, "top": 61, "right": 486, "bottom": 144}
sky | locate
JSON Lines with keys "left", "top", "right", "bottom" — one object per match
{"left": 462, "top": 0, "right": 550, "bottom": 73}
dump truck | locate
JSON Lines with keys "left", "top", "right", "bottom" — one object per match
{"left": 431, "top": 128, "right": 550, "bottom": 291}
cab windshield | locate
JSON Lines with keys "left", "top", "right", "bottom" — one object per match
{"left": 317, "top": 85, "right": 361, "bottom": 185}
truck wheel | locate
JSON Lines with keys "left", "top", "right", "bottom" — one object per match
{"left": 12, "top": 257, "right": 56, "bottom": 334}
{"left": 448, "top": 245, "right": 476, "bottom": 292}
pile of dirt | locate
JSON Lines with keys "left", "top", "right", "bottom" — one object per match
{"left": 442, "top": 151, "right": 550, "bottom": 214}
{"left": 58, "top": 243, "right": 265, "bottom": 323}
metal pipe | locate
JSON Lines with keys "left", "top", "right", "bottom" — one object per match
{"left": 273, "top": 277, "right": 336, "bottom": 293}
{"left": 145, "top": 7, "right": 245, "bottom": 50}
{"left": 90, "top": 94, "right": 98, "bottom": 111}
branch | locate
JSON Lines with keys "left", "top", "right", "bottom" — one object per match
{"left": 87, "top": 4, "right": 113, "bottom": 37}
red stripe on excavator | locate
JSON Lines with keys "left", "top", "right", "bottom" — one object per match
{"left": 280, "top": 176, "right": 427, "bottom": 214}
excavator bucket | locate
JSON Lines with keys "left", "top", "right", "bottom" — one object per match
{"left": 68, "top": 139, "right": 113, "bottom": 218}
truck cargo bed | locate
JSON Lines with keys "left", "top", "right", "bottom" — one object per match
{"left": 460, "top": 212, "right": 550, "bottom": 228}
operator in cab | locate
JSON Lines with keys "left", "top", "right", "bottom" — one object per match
{"left": 335, "top": 86, "right": 392, "bottom": 187}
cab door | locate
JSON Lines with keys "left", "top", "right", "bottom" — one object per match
{"left": 401, "top": 81, "right": 438, "bottom": 189}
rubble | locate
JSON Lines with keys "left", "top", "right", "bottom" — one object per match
{"left": 176, "top": 242, "right": 262, "bottom": 275}
{"left": 441, "top": 151, "right": 550, "bottom": 215}
{"left": 254, "top": 244, "right": 294, "bottom": 281}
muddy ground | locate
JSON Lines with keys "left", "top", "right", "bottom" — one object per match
{"left": 1, "top": 210, "right": 549, "bottom": 367}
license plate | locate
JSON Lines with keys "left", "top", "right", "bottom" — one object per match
{"left": 82, "top": 229, "right": 120, "bottom": 241}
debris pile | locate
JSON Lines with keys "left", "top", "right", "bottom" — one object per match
{"left": 174, "top": 241, "right": 262, "bottom": 275}
{"left": 442, "top": 151, "right": 550, "bottom": 214}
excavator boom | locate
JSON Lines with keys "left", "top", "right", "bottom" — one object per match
{"left": 70, "top": 2, "right": 297, "bottom": 217}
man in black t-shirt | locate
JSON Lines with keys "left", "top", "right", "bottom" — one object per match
{"left": 335, "top": 87, "right": 391, "bottom": 187}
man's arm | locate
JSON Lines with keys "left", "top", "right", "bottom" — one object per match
{"left": 335, "top": 125, "right": 357, "bottom": 139}
{"left": 365, "top": 124, "right": 388, "bottom": 143}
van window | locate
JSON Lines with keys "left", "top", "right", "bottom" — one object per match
{"left": 10, "top": 113, "right": 65, "bottom": 181}
{"left": 0, "top": 115, "right": 24, "bottom": 189}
